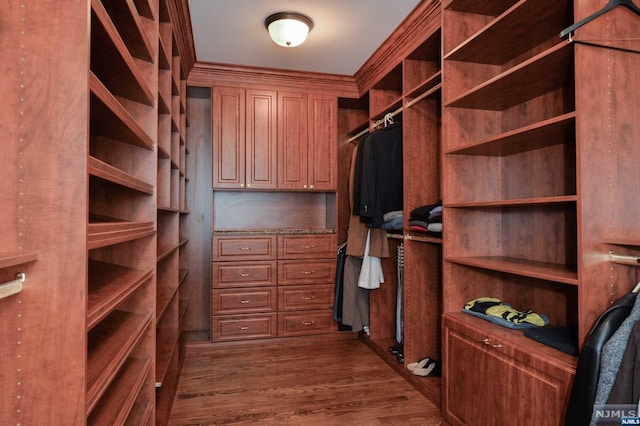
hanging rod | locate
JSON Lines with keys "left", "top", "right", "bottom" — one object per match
{"left": 0, "top": 272, "right": 26, "bottom": 300}
{"left": 609, "top": 250, "right": 640, "bottom": 265}
{"left": 346, "top": 83, "right": 442, "bottom": 144}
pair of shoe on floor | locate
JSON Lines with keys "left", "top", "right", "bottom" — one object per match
{"left": 407, "top": 356, "right": 441, "bottom": 377}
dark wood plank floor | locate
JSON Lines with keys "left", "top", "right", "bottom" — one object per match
{"left": 169, "top": 335, "right": 444, "bottom": 425}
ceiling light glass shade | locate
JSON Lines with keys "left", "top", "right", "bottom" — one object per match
{"left": 265, "top": 12, "right": 313, "bottom": 47}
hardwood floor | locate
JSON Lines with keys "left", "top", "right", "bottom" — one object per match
{"left": 169, "top": 335, "right": 444, "bottom": 425}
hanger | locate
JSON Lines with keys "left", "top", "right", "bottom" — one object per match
{"left": 560, "top": 0, "right": 640, "bottom": 39}
{"left": 384, "top": 113, "right": 394, "bottom": 127}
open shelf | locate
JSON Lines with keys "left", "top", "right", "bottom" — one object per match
{"left": 446, "top": 42, "right": 573, "bottom": 110}
{"left": 86, "top": 310, "right": 152, "bottom": 413}
{"left": 90, "top": 73, "right": 154, "bottom": 150}
{"left": 445, "top": 0, "right": 571, "bottom": 64}
{"left": 445, "top": 256, "right": 578, "bottom": 285}
{"left": 89, "top": 156, "right": 154, "bottom": 194}
{"left": 88, "top": 356, "right": 152, "bottom": 424}
{"left": 88, "top": 221, "right": 155, "bottom": 250}
{"left": 87, "top": 259, "right": 154, "bottom": 330}
{"left": 99, "top": 0, "right": 154, "bottom": 62}
{"left": 91, "top": 0, "right": 154, "bottom": 106}
{"left": 0, "top": 252, "right": 38, "bottom": 269}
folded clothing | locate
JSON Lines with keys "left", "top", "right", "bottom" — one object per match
{"left": 463, "top": 297, "right": 549, "bottom": 329}
{"left": 524, "top": 325, "right": 579, "bottom": 356}
{"left": 410, "top": 200, "right": 442, "bottom": 222}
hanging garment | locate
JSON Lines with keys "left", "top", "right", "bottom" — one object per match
{"left": 341, "top": 255, "right": 369, "bottom": 333}
{"left": 346, "top": 140, "right": 389, "bottom": 258}
{"left": 607, "top": 319, "right": 640, "bottom": 405}
{"left": 565, "top": 293, "right": 638, "bottom": 426}
{"left": 357, "top": 230, "right": 384, "bottom": 290}
{"left": 358, "top": 124, "right": 403, "bottom": 228}
{"left": 332, "top": 242, "right": 351, "bottom": 331}
{"left": 591, "top": 294, "right": 640, "bottom": 425}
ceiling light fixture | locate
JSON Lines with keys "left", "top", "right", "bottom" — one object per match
{"left": 265, "top": 12, "right": 313, "bottom": 48}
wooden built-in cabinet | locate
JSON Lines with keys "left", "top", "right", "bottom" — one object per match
{"left": 440, "top": 0, "right": 639, "bottom": 424}
{"left": 212, "top": 86, "right": 337, "bottom": 192}
{"left": 338, "top": 1, "right": 443, "bottom": 404}
{"left": 2, "top": 0, "right": 191, "bottom": 424}
{"left": 210, "top": 233, "right": 337, "bottom": 342}
{"left": 212, "top": 87, "right": 278, "bottom": 190}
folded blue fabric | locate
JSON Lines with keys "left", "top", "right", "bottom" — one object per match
{"left": 462, "top": 306, "right": 549, "bottom": 329}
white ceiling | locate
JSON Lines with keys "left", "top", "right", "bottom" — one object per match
{"left": 187, "top": 0, "right": 423, "bottom": 76}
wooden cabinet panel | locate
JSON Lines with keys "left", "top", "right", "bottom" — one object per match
{"left": 278, "top": 259, "right": 336, "bottom": 285}
{"left": 277, "top": 91, "right": 309, "bottom": 190}
{"left": 211, "top": 235, "right": 276, "bottom": 261}
{"left": 277, "top": 234, "right": 337, "bottom": 259}
{"left": 246, "top": 89, "right": 277, "bottom": 189}
{"left": 442, "top": 314, "right": 574, "bottom": 426}
{"left": 211, "top": 313, "right": 277, "bottom": 341}
{"left": 212, "top": 86, "right": 245, "bottom": 188}
{"left": 307, "top": 94, "right": 337, "bottom": 190}
{"left": 211, "top": 261, "right": 277, "bottom": 288}
{"left": 278, "top": 309, "right": 335, "bottom": 336}
{"left": 278, "top": 285, "right": 334, "bottom": 311}
{"left": 212, "top": 287, "right": 277, "bottom": 314}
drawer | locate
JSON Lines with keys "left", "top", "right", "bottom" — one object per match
{"left": 277, "top": 234, "right": 337, "bottom": 259}
{"left": 212, "top": 287, "right": 277, "bottom": 314}
{"left": 211, "top": 313, "right": 277, "bottom": 342}
{"left": 211, "top": 235, "right": 276, "bottom": 261}
{"left": 211, "top": 261, "right": 277, "bottom": 288}
{"left": 278, "top": 310, "right": 336, "bottom": 337}
{"left": 278, "top": 285, "right": 334, "bottom": 311}
{"left": 278, "top": 259, "right": 336, "bottom": 285}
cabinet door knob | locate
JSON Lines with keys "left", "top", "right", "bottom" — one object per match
{"left": 303, "top": 184, "right": 308, "bottom": 189}
{"left": 309, "top": 185, "right": 314, "bottom": 189}
{"left": 246, "top": 183, "right": 251, "bottom": 188}
{"left": 240, "top": 183, "right": 245, "bottom": 188}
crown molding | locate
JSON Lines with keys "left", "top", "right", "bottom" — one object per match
{"left": 354, "top": 0, "right": 441, "bottom": 96}
{"left": 187, "top": 62, "right": 359, "bottom": 97}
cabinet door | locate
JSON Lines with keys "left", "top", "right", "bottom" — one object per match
{"left": 212, "top": 87, "right": 245, "bottom": 189}
{"left": 246, "top": 89, "right": 277, "bottom": 189}
{"left": 443, "top": 315, "right": 572, "bottom": 426}
{"left": 307, "top": 94, "right": 337, "bottom": 190}
{"left": 277, "top": 91, "right": 308, "bottom": 190}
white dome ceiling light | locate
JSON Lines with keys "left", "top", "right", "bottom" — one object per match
{"left": 265, "top": 12, "right": 314, "bottom": 47}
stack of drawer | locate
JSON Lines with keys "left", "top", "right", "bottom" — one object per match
{"left": 211, "top": 233, "right": 337, "bottom": 342}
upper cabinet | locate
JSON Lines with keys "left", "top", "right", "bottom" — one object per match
{"left": 278, "top": 92, "right": 338, "bottom": 191}
{"left": 212, "top": 87, "right": 277, "bottom": 189}
{"left": 212, "top": 86, "right": 337, "bottom": 192}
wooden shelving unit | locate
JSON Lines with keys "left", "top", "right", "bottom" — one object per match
{"left": 441, "top": 0, "right": 639, "bottom": 424}
{"left": 338, "top": 4, "right": 443, "bottom": 405}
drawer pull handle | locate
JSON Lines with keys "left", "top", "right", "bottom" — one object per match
{"left": 239, "top": 299, "right": 252, "bottom": 304}
{"left": 238, "top": 273, "right": 252, "bottom": 277}
{"left": 302, "top": 321, "right": 315, "bottom": 326}
{"left": 302, "top": 296, "right": 316, "bottom": 300}
{"left": 302, "top": 245, "right": 315, "bottom": 249}
{"left": 238, "top": 247, "right": 252, "bottom": 251}
{"left": 482, "top": 338, "right": 503, "bottom": 349}
{"left": 238, "top": 325, "right": 251, "bottom": 330}
{"left": 302, "top": 271, "right": 314, "bottom": 275}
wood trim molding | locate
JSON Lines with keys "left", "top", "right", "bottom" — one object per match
{"left": 168, "top": 0, "right": 196, "bottom": 76}
{"left": 187, "top": 62, "right": 359, "bottom": 98}
{"left": 354, "top": 0, "right": 441, "bottom": 95}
